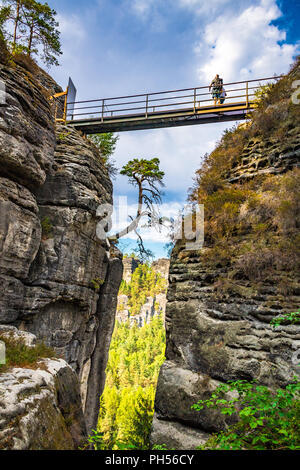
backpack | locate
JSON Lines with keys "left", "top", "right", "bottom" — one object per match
{"left": 212, "top": 77, "right": 223, "bottom": 92}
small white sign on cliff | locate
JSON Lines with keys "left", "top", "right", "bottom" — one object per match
{"left": 0, "top": 340, "right": 6, "bottom": 365}
{"left": 0, "top": 80, "right": 6, "bottom": 105}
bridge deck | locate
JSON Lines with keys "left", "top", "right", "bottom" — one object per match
{"left": 52, "top": 76, "right": 281, "bottom": 134}
{"left": 68, "top": 101, "right": 253, "bottom": 133}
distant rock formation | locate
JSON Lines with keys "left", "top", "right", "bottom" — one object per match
{"left": 117, "top": 292, "right": 167, "bottom": 327}
{"left": 152, "top": 259, "right": 170, "bottom": 279}
{"left": 116, "top": 258, "right": 170, "bottom": 326}
{"left": 122, "top": 257, "right": 141, "bottom": 283}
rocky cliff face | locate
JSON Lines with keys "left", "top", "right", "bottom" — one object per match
{"left": 153, "top": 237, "right": 300, "bottom": 449}
{"left": 116, "top": 258, "right": 170, "bottom": 326}
{"left": 227, "top": 129, "right": 300, "bottom": 184}
{"left": 152, "top": 259, "right": 170, "bottom": 280}
{"left": 0, "top": 59, "right": 122, "bottom": 448}
{"left": 117, "top": 292, "right": 167, "bottom": 327}
{"left": 152, "top": 67, "right": 300, "bottom": 450}
{"left": 0, "top": 327, "right": 86, "bottom": 450}
{"left": 122, "top": 257, "right": 141, "bottom": 283}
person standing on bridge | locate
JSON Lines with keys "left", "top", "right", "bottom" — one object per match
{"left": 209, "top": 74, "right": 223, "bottom": 106}
{"left": 220, "top": 86, "right": 227, "bottom": 104}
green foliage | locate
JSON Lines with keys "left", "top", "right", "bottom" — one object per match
{"left": 88, "top": 133, "right": 119, "bottom": 178}
{"left": 95, "top": 315, "right": 166, "bottom": 450}
{"left": 90, "top": 278, "right": 105, "bottom": 291}
{"left": 1, "top": 0, "right": 62, "bottom": 66}
{"left": 57, "top": 131, "right": 71, "bottom": 142}
{"left": 152, "top": 444, "right": 169, "bottom": 450}
{"left": 253, "top": 83, "right": 275, "bottom": 107}
{"left": 86, "top": 429, "right": 105, "bottom": 450}
{"left": 189, "top": 167, "right": 300, "bottom": 290}
{"left": 41, "top": 216, "right": 53, "bottom": 239}
{"left": 0, "top": 333, "right": 56, "bottom": 373}
{"left": 123, "top": 253, "right": 139, "bottom": 260}
{"left": 0, "top": 5, "right": 10, "bottom": 32}
{"left": 120, "top": 158, "right": 165, "bottom": 192}
{"left": 119, "top": 263, "right": 167, "bottom": 316}
{"left": 87, "top": 430, "right": 139, "bottom": 450}
{"left": 192, "top": 378, "right": 300, "bottom": 450}
{"left": 271, "top": 309, "right": 300, "bottom": 329}
{"left": 89, "top": 133, "right": 119, "bottom": 160}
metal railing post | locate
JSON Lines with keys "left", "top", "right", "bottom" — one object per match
{"left": 246, "top": 82, "right": 249, "bottom": 107}
{"left": 63, "top": 93, "right": 68, "bottom": 123}
{"left": 145, "top": 95, "right": 149, "bottom": 119}
{"left": 102, "top": 99, "right": 105, "bottom": 122}
{"left": 194, "top": 88, "right": 197, "bottom": 113}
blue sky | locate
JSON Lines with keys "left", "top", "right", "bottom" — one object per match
{"left": 45, "top": 0, "right": 299, "bottom": 258}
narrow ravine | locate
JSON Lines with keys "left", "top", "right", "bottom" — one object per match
{"left": 92, "top": 258, "right": 169, "bottom": 450}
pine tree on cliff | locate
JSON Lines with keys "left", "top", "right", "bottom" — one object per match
{"left": 22, "top": 0, "right": 62, "bottom": 66}
{"left": 0, "top": 0, "right": 62, "bottom": 66}
{"left": 109, "top": 158, "right": 166, "bottom": 260}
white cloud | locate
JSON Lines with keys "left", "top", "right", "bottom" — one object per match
{"left": 110, "top": 0, "right": 299, "bottom": 252}
{"left": 195, "top": 0, "right": 298, "bottom": 82}
{"left": 127, "top": 0, "right": 167, "bottom": 32}
{"left": 131, "top": 0, "right": 154, "bottom": 17}
{"left": 57, "top": 13, "right": 86, "bottom": 43}
{"left": 178, "top": 0, "right": 233, "bottom": 15}
{"left": 50, "top": 13, "right": 89, "bottom": 89}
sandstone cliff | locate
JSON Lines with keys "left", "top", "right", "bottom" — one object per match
{"left": 0, "top": 58, "right": 123, "bottom": 448}
{"left": 116, "top": 258, "right": 169, "bottom": 326}
{"left": 0, "top": 327, "right": 86, "bottom": 450}
{"left": 152, "top": 61, "right": 300, "bottom": 450}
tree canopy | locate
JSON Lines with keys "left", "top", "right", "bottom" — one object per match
{"left": 95, "top": 315, "right": 166, "bottom": 450}
{"left": 110, "top": 158, "right": 165, "bottom": 260}
{"left": 119, "top": 263, "right": 167, "bottom": 316}
{"left": 0, "top": 0, "right": 62, "bottom": 66}
{"left": 88, "top": 132, "right": 119, "bottom": 178}
{"left": 120, "top": 157, "right": 165, "bottom": 211}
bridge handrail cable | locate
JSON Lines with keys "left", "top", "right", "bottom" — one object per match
{"left": 66, "top": 76, "right": 282, "bottom": 106}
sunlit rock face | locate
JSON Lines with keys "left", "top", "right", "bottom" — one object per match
{"left": 122, "top": 257, "right": 141, "bottom": 283}
{"left": 152, "top": 64, "right": 300, "bottom": 450}
{"left": 0, "top": 328, "right": 86, "bottom": 450}
{"left": 116, "top": 258, "right": 170, "bottom": 327}
{"left": 0, "top": 59, "right": 123, "bottom": 445}
{"left": 153, "top": 243, "right": 300, "bottom": 445}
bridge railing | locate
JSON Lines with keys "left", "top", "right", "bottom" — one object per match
{"left": 65, "top": 76, "right": 281, "bottom": 123}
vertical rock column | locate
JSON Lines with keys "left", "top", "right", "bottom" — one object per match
{"left": 0, "top": 62, "right": 56, "bottom": 324}
{"left": 0, "top": 61, "right": 123, "bottom": 436}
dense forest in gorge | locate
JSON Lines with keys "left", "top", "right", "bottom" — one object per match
{"left": 118, "top": 263, "right": 168, "bottom": 317}
{"left": 95, "top": 316, "right": 166, "bottom": 450}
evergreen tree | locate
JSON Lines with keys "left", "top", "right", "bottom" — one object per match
{"left": 110, "top": 158, "right": 165, "bottom": 260}
{"left": 0, "top": 0, "right": 24, "bottom": 48}
{"left": 97, "top": 316, "right": 166, "bottom": 450}
{"left": 0, "top": 6, "right": 11, "bottom": 39}
{"left": 119, "top": 263, "right": 167, "bottom": 316}
{"left": 0, "top": 0, "right": 62, "bottom": 66}
{"left": 22, "top": 0, "right": 62, "bottom": 66}
{"left": 88, "top": 133, "right": 119, "bottom": 178}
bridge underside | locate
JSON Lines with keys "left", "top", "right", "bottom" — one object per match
{"left": 68, "top": 102, "right": 253, "bottom": 134}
